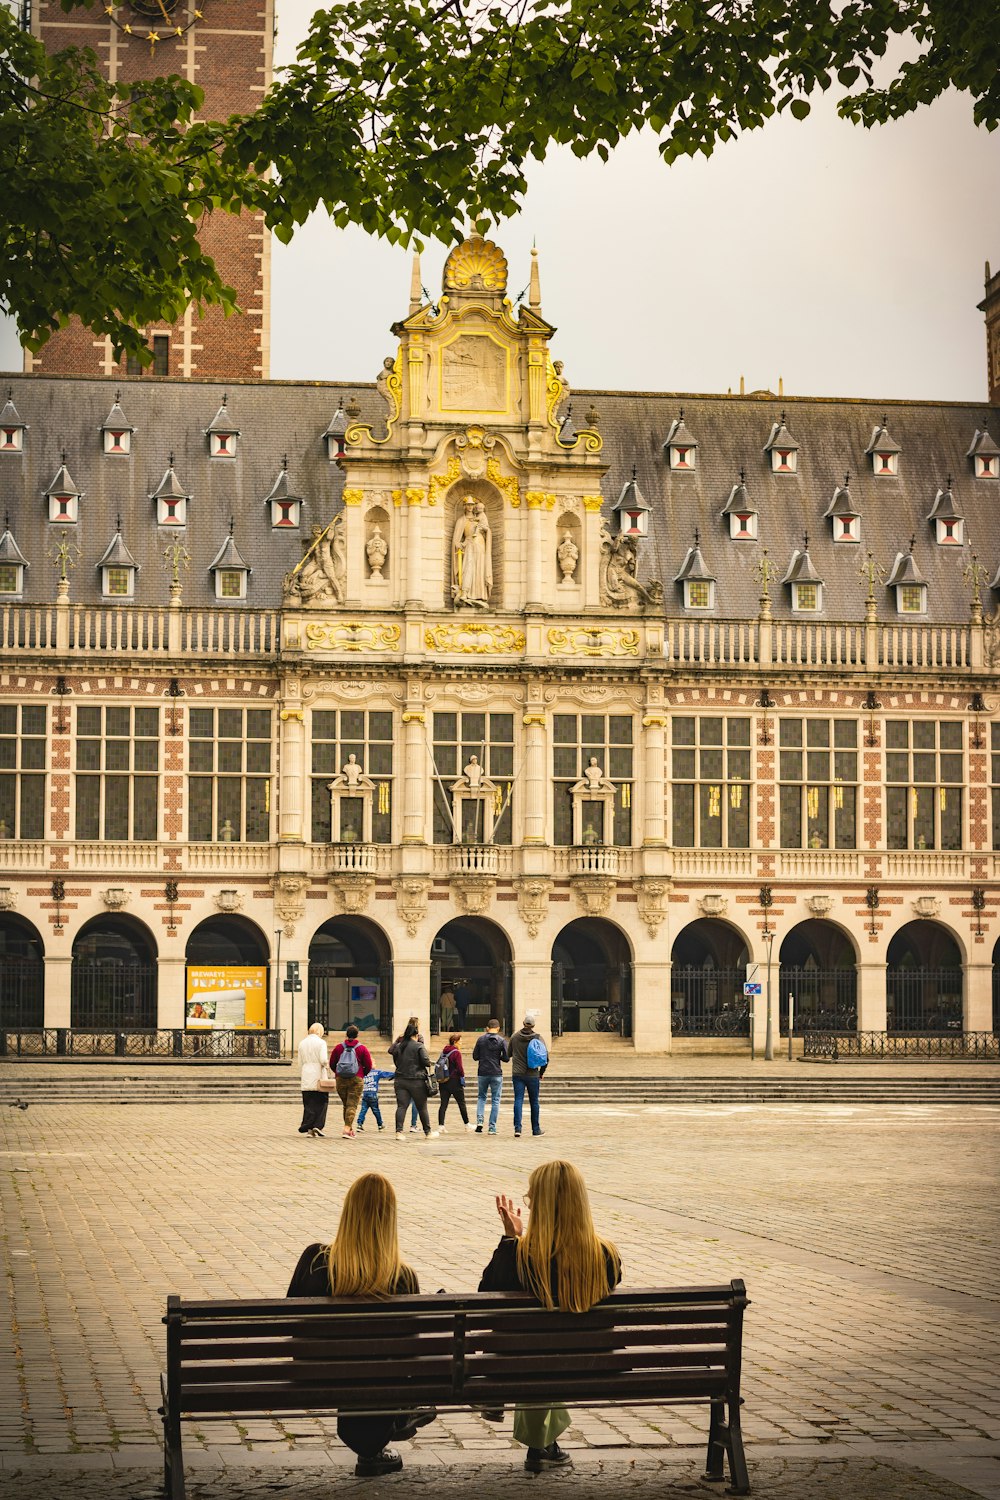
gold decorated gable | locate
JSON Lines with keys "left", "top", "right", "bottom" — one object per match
{"left": 443, "top": 236, "right": 508, "bottom": 293}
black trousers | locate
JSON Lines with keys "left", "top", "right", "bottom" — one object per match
{"left": 394, "top": 1078, "right": 431, "bottom": 1133}
{"left": 438, "top": 1077, "right": 468, "bottom": 1126}
{"left": 337, "top": 1413, "right": 399, "bottom": 1458}
{"left": 298, "top": 1090, "right": 329, "bottom": 1133}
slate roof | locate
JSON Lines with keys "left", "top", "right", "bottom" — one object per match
{"left": 0, "top": 373, "right": 998, "bottom": 621}
{"left": 96, "top": 531, "right": 138, "bottom": 570}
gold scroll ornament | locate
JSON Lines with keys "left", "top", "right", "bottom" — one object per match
{"left": 547, "top": 627, "right": 641, "bottom": 658}
{"left": 305, "top": 622, "right": 401, "bottom": 653}
{"left": 425, "top": 622, "right": 526, "bottom": 655}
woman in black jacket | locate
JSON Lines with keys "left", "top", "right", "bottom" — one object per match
{"left": 478, "top": 1159, "right": 621, "bottom": 1472}
{"left": 392, "top": 1021, "right": 438, "bottom": 1139}
{"left": 286, "top": 1172, "right": 436, "bottom": 1475}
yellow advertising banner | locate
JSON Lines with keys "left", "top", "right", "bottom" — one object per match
{"left": 186, "top": 966, "right": 268, "bottom": 1030}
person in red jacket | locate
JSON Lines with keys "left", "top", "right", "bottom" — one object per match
{"left": 329, "top": 1025, "right": 373, "bottom": 1139}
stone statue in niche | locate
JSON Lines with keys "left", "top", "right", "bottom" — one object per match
{"left": 329, "top": 753, "right": 374, "bottom": 790}
{"left": 451, "top": 495, "right": 492, "bottom": 608}
{"left": 575, "top": 757, "right": 615, "bottom": 793}
{"left": 284, "top": 514, "right": 347, "bottom": 605}
{"left": 459, "top": 754, "right": 486, "bottom": 789}
{"left": 557, "top": 529, "right": 579, "bottom": 585}
{"left": 366, "top": 523, "right": 388, "bottom": 580}
{"left": 598, "top": 520, "right": 663, "bottom": 609}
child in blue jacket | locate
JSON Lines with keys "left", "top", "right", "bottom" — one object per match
{"left": 356, "top": 1068, "right": 395, "bottom": 1132}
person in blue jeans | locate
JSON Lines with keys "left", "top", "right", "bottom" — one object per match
{"left": 472, "top": 1018, "right": 509, "bottom": 1134}
{"left": 510, "top": 1015, "right": 547, "bottom": 1138}
{"left": 356, "top": 1068, "right": 395, "bottom": 1131}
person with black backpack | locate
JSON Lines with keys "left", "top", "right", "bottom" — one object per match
{"left": 328, "top": 1025, "right": 373, "bottom": 1139}
{"left": 435, "top": 1032, "right": 473, "bottom": 1132}
{"left": 510, "top": 1015, "right": 548, "bottom": 1138}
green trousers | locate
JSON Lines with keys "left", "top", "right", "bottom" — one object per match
{"left": 512, "top": 1403, "right": 571, "bottom": 1449}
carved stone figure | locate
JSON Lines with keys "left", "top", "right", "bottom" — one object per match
{"left": 376, "top": 355, "right": 396, "bottom": 410}
{"left": 461, "top": 754, "right": 484, "bottom": 789}
{"left": 557, "top": 529, "right": 579, "bottom": 584}
{"left": 285, "top": 515, "right": 347, "bottom": 605}
{"left": 451, "top": 496, "right": 492, "bottom": 608}
{"left": 576, "top": 757, "right": 614, "bottom": 793}
{"left": 329, "top": 753, "right": 374, "bottom": 791}
{"left": 599, "top": 521, "right": 664, "bottom": 609}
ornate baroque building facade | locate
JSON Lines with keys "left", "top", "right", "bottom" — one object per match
{"left": 1, "top": 236, "right": 998, "bottom": 1053}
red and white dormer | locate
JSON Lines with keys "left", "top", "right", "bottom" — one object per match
{"left": 100, "top": 393, "right": 135, "bottom": 456}
{"left": 264, "top": 460, "right": 303, "bottom": 529}
{"left": 663, "top": 411, "right": 698, "bottom": 471}
{"left": 967, "top": 425, "right": 1000, "bottom": 479}
{"left": 824, "top": 474, "right": 860, "bottom": 543}
{"left": 44, "top": 457, "right": 81, "bottom": 523}
{"left": 927, "top": 481, "right": 963, "bottom": 546}
{"left": 764, "top": 414, "right": 798, "bottom": 474}
{"left": 150, "top": 457, "right": 189, "bottom": 527}
{"left": 721, "top": 473, "right": 758, "bottom": 540}
{"left": 0, "top": 393, "right": 27, "bottom": 453}
{"left": 205, "top": 398, "right": 240, "bottom": 460}
{"left": 865, "top": 417, "right": 901, "bottom": 477}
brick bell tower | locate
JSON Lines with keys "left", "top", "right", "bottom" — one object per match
{"left": 27, "top": 0, "right": 274, "bottom": 380}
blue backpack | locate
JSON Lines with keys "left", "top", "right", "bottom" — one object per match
{"left": 525, "top": 1035, "right": 548, "bottom": 1070}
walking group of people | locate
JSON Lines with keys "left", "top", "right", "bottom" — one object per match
{"left": 297, "top": 1015, "right": 548, "bottom": 1141}
{"left": 286, "top": 1160, "right": 621, "bottom": 1477}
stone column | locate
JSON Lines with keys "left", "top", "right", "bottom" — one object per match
{"left": 856, "top": 961, "right": 887, "bottom": 1032}
{"left": 278, "top": 704, "right": 306, "bottom": 844}
{"left": 522, "top": 713, "right": 547, "bottom": 845}
{"left": 157, "top": 954, "right": 187, "bottom": 1030}
{"left": 525, "top": 492, "right": 544, "bottom": 609}
{"left": 401, "top": 707, "right": 427, "bottom": 844}
{"left": 404, "top": 488, "right": 425, "bottom": 606}
{"left": 641, "top": 713, "right": 667, "bottom": 845}
{"left": 341, "top": 488, "right": 365, "bottom": 604}
{"left": 965, "top": 962, "right": 993, "bottom": 1032}
{"left": 514, "top": 957, "right": 551, "bottom": 1037}
{"left": 392, "top": 955, "right": 431, "bottom": 1040}
{"left": 44, "top": 952, "right": 72, "bottom": 1029}
{"left": 632, "top": 957, "right": 671, "bottom": 1053}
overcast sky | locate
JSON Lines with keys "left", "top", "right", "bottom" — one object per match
{"left": 5, "top": 2, "right": 1000, "bottom": 403}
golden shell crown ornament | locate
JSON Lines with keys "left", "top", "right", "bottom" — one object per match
{"left": 443, "top": 235, "right": 508, "bottom": 294}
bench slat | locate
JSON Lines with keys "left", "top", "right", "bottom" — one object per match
{"left": 179, "top": 1336, "right": 454, "bottom": 1363}
{"left": 467, "top": 1325, "right": 732, "bottom": 1353}
{"left": 177, "top": 1358, "right": 454, "bottom": 1387}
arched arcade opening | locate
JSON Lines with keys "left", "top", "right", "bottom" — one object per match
{"left": 670, "top": 919, "right": 749, "bottom": 1036}
{"left": 778, "top": 920, "right": 857, "bottom": 1033}
{"left": 887, "top": 921, "right": 963, "bottom": 1033}
{"left": 551, "top": 918, "right": 632, "bottom": 1036}
{"left": 309, "top": 918, "right": 392, "bottom": 1035}
{"left": 71, "top": 916, "right": 157, "bottom": 1029}
{"left": 185, "top": 917, "right": 270, "bottom": 1030}
{"left": 0, "top": 914, "right": 44, "bottom": 1029}
{"left": 431, "top": 918, "right": 511, "bottom": 1035}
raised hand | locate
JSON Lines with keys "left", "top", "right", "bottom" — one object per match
{"left": 496, "top": 1193, "right": 524, "bottom": 1238}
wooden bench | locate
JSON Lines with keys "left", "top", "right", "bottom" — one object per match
{"left": 161, "top": 1281, "right": 751, "bottom": 1497}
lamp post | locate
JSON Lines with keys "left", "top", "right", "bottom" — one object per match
{"left": 273, "top": 927, "right": 283, "bottom": 1046}
{"left": 759, "top": 886, "right": 775, "bottom": 1062}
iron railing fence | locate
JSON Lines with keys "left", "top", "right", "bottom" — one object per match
{"left": 803, "top": 1031, "right": 999, "bottom": 1061}
{"left": 0, "top": 957, "right": 44, "bottom": 1028}
{"left": 778, "top": 968, "right": 857, "bottom": 1035}
{"left": 0, "top": 1028, "right": 283, "bottom": 1058}
{"left": 670, "top": 966, "right": 750, "bottom": 1036}
{"left": 886, "top": 968, "right": 963, "bottom": 1033}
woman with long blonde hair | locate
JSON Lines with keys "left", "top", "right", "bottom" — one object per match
{"left": 287, "top": 1172, "right": 435, "bottom": 1476}
{"left": 478, "top": 1159, "right": 621, "bottom": 1471}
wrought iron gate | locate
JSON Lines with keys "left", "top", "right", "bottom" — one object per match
{"left": 670, "top": 965, "right": 749, "bottom": 1036}
{"left": 0, "top": 955, "right": 44, "bottom": 1028}
{"left": 886, "top": 967, "right": 962, "bottom": 1032}
{"left": 779, "top": 967, "right": 857, "bottom": 1033}
{"left": 70, "top": 960, "right": 156, "bottom": 1029}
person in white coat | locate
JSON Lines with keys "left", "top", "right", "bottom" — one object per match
{"left": 298, "top": 1022, "right": 331, "bottom": 1137}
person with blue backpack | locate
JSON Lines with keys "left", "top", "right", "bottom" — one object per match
{"left": 328, "top": 1025, "right": 373, "bottom": 1139}
{"left": 510, "top": 1015, "right": 548, "bottom": 1138}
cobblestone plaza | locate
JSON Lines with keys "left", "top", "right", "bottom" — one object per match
{"left": 1, "top": 1091, "right": 998, "bottom": 1497}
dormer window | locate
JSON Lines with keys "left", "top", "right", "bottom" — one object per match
{"left": 927, "top": 481, "right": 963, "bottom": 546}
{"left": 265, "top": 460, "right": 303, "bottom": 529}
{"left": 865, "top": 416, "right": 901, "bottom": 476}
{"left": 764, "top": 414, "right": 799, "bottom": 474}
{"left": 968, "top": 425, "right": 1000, "bottom": 479}
{"left": 721, "top": 472, "right": 758, "bottom": 540}
{"left": 100, "top": 393, "right": 135, "bottom": 456}
{"left": 664, "top": 411, "right": 698, "bottom": 471}
{"left": 44, "top": 457, "right": 81, "bottom": 523}
{"left": 674, "top": 532, "right": 716, "bottom": 610}
{"left": 824, "top": 474, "right": 860, "bottom": 543}
{"left": 209, "top": 528, "right": 250, "bottom": 601}
{"left": 612, "top": 467, "right": 650, "bottom": 538}
{"left": 97, "top": 525, "right": 138, "bottom": 599}
{"left": 887, "top": 545, "right": 927, "bottom": 615}
{"left": 150, "top": 457, "right": 189, "bottom": 527}
{"left": 205, "top": 398, "right": 240, "bottom": 459}
{"left": 0, "top": 394, "right": 27, "bottom": 453}
{"left": 783, "top": 538, "right": 823, "bottom": 612}
{"left": 0, "top": 525, "right": 28, "bottom": 595}
{"left": 322, "top": 400, "right": 349, "bottom": 461}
